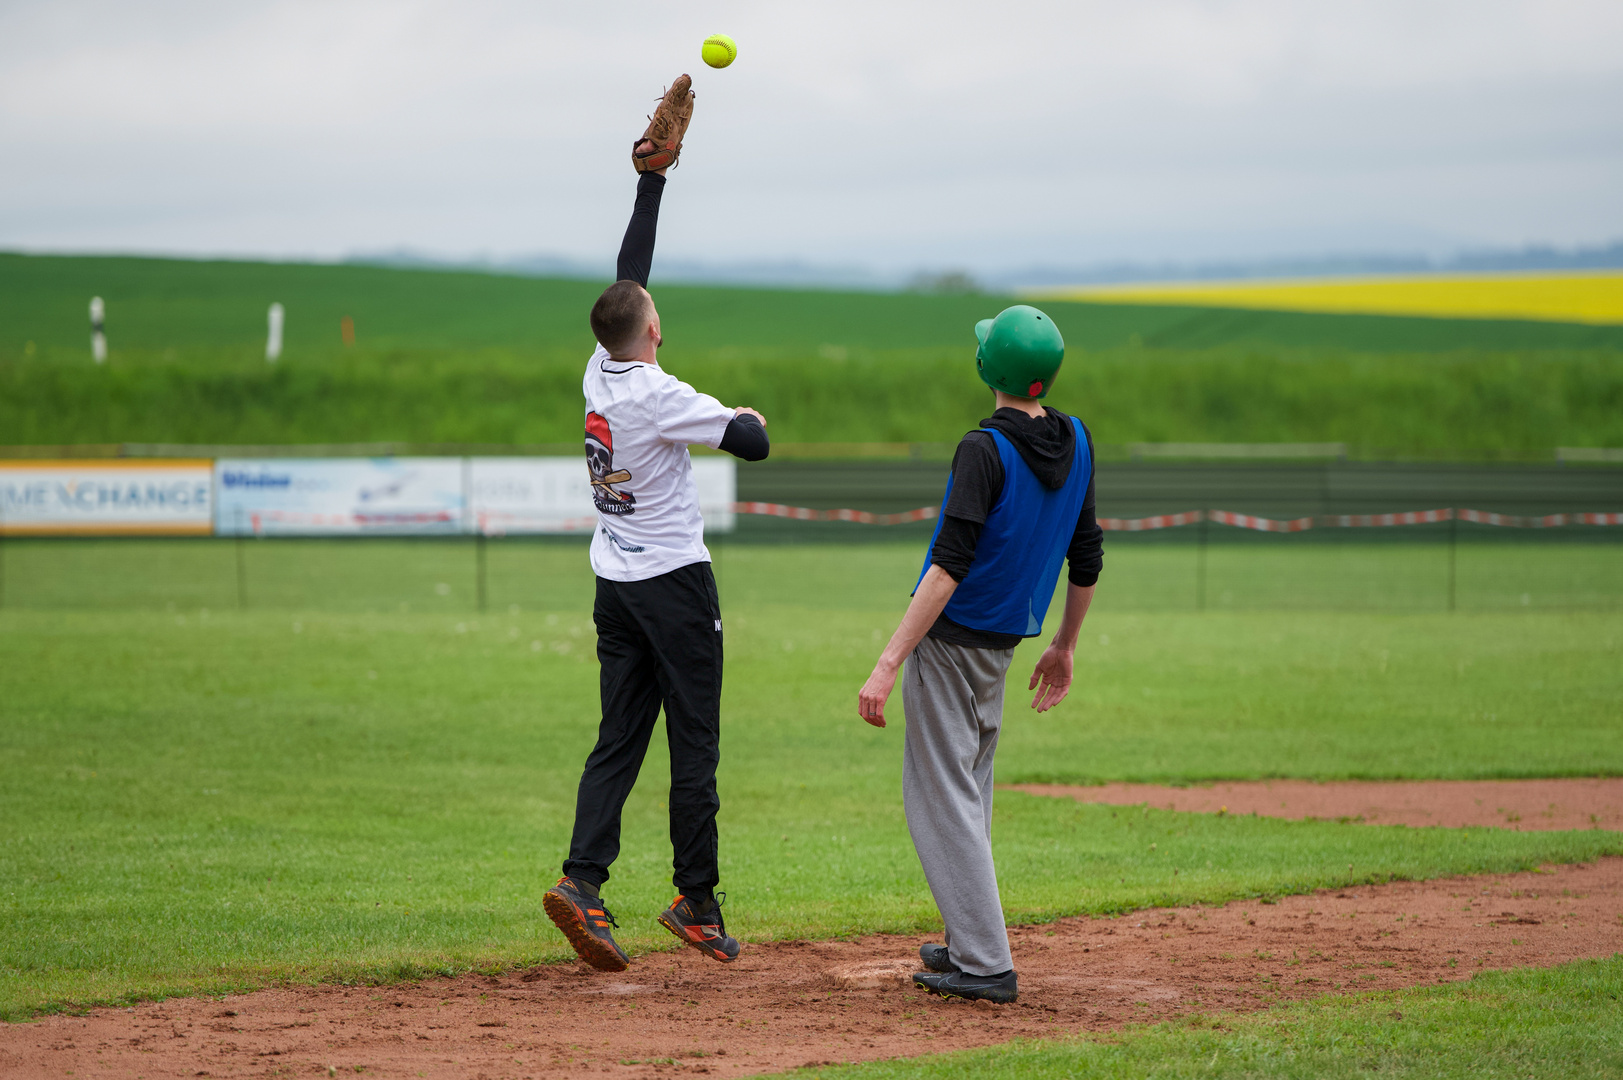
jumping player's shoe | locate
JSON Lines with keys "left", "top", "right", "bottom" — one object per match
{"left": 919, "top": 943, "right": 960, "bottom": 973}
{"left": 657, "top": 892, "right": 741, "bottom": 962}
{"left": 543, "top": 877, "right": 630, "bottom": 972}
{"left": 913, "top": 968, "right": 1018, "bottom": 1004}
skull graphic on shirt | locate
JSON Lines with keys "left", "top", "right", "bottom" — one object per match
{"left": 585, "top": 411, "right": 636, "bottom": 514}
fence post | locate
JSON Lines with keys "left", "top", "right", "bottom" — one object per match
{"left": 1196, "top": 511, "right": 1208, "bottom": 612}
{"left": 235, "top": 534, "right": 247, "bottom": 611}
{"left": 1447, "top": 509, "right": 1458, "bottom": 614}
{"left": 234, "top": 508, "right": 248, "bottom": 610}
{"left": 476, "top": 531, "right": 487, "bottom": 613}
{"left": 464, "top": 455, "right": 485, "bottom": 613}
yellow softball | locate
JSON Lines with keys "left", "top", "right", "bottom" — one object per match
{"left": 701, "top": 33, "right": 737, "bottom": 69}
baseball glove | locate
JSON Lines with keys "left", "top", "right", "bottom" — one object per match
{"left": 633, "top": 74, "right": 695, "bottom": 173}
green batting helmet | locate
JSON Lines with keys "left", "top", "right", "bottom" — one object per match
{"left": 974, "top": 304, "right": 1065, "bottom": 399}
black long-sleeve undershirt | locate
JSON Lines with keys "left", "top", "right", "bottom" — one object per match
{"left": 718, "top": 413, "right": 770, "bottom": 461}
{"left": 616, "top": 172, "right": 666, "bottom": 287}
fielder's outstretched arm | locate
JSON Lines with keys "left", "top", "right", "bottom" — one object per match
{"left": 616, "top": 172, "right": 666, "bottom": 288}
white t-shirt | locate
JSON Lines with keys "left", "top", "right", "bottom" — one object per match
{"left": 582, "top": 344, "right": 735, "bottom": 582}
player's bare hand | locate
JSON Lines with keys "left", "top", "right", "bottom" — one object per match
{"left": 634, "top": 139, "right": 669, "bottom": 176}
{"left": 858, "top": 661, "right": 898, "bottom": 728}
{"left": 1028, "top": 643, "right": 1074, "bottom": 712}
{"left": 734, "top": 406, "right": 767, "bottom": 427}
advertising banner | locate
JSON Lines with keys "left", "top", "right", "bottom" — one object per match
{"left": 0, "top": 460, "right": 213, "bottom": 535}
{"left": 692, "top": 457, "right": 737, "bottom": 534}
{"left": 214, "top": 457, "right": 736, "bottom": 536}
{"left": 469, "top": 458, "right": 597, "bottom": 535}
{"left": 215, "top": 458, "right": 466, "bottom": 535}
{"left": 470, "top": 457, "right": 735, "bottom": 535}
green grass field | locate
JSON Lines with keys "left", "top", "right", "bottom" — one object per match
{"left": 797, "top": 957, "right": 1623, "bottom": 1079}
{"left": 4, "top": 252, "right": 1622, "bottom": 1069}
{"left": 3, "top": 253, "right": 1623, "bottom": 457}
{"left": 2, "top": 544, "right": 1620, "bottom": 1021}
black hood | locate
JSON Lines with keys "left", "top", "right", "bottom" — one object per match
{"left": 979, "top": 406, "right": 1075, "bottom": 490}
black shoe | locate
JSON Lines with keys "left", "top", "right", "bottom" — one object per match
{"left": 913, "top": 969, "right": 1018, "bottom": 1004}
{"left": 919, "top": 943, "right": 960, "bottom": 973}
{"left": 543, "top": 876, "right": 630, "bottom": 972}
{"left": 657, "top": 891, "right": 741, "bottom": 962}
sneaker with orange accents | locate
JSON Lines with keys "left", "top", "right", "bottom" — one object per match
{"left": 657, "top": 892, "right": 741, "bottom": 962}
{"left": 543, "top": 876, "right": 630, "bottom": 972}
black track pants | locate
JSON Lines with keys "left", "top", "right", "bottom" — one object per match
{"left": 563, "top": 561, "right": 723, "bottom": 894}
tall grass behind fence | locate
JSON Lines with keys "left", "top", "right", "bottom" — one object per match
{"left": 6, "top": 253, "right": 1623, "bottom": 458}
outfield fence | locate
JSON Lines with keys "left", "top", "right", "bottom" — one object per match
{"left": 732, "top": 501, "right": 1623, "bottom": 612}
{"left": 1, "top": 503, "right": 1618, "bottom": 615}
{"left": 2, "top": 456, "right": 1618, "bottom": 614}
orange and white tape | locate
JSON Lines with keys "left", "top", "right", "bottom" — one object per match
{"left": 730, "top": 501, "right": 938, "bottom": 526}
{"left": 1206, "top": 509, "right": 1315, "bottom": 532}
{"left": 1456, "top": 509, "right": 1623, "bottom": 528}
{"left": 1330, "top": 509, "right": 1452, "bottom": 527}
{"left": 728, "top": 504, "right": 1623, "bottom": 531}
{"left": 1097, "top": 511, "right": 1204, "bottom": 532}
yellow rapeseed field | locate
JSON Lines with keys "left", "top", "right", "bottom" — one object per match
{"left": 1036, "top": 272, "right": 1623, "bottom": 325}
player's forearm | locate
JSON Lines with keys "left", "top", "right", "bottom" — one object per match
{"left": 616, "top": 172, "right": 666, "bottom": 286}
{"left": 876, "top": 565, "right": 959, "bottom": 671}
{"left": 717, "top": 412, "right": 769, "bottom": 461}
{"left": 1050, "top": 583, "right": 1095, "bottom": 650}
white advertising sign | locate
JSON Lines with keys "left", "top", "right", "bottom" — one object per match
{"left": 0, "top": 460, "right": 213, "bottom": 535}
{"left": 471, "top": 457, "right": 735, "bottom": 535}
{"left": 214, "top": 458, "right": 466, "bottom": 535}
{"left": 213, "top": 457, "right": 736, "bottom": 537}
{"left": 469, "top": 458, "right": 597, "bottom": 535}
{"left": 693, "top": 457, "right": 737, "bottom": 534}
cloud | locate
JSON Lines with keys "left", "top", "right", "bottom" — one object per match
{"left": 1, "top": 0, "right": 1619, "bottom": 268}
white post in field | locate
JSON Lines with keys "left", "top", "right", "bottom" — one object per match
{"left": 90, "top": 296, "right": 107, "bottom": 363}
{"left": 266, "top": 302, "right": 285, "bottom": 361}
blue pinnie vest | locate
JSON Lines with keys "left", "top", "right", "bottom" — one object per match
{"left": 916, "top": 417, "right": 1092, "bottom": 637}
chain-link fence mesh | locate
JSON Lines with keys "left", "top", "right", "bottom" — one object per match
{"left": 2, "top": 527, "right": 1618, "bottom": 615}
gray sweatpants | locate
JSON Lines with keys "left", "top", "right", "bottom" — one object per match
{"left": 901, "top": 634, "right": 1016, "bottom": 976}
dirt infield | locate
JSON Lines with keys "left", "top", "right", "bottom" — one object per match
{"left": 5, "top": 858, "right": 1620, "bottom": 1080}
{"left": 1009, "top": 777, "right": 1623, "bottom": 831}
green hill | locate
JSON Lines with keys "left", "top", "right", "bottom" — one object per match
{"left": 3, "top": 252, "right": 1621, "bottom": 457}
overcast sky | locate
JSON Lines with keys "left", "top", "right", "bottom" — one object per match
{"left": 1, "top": 0, "right": 1620, "bottom": 274}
